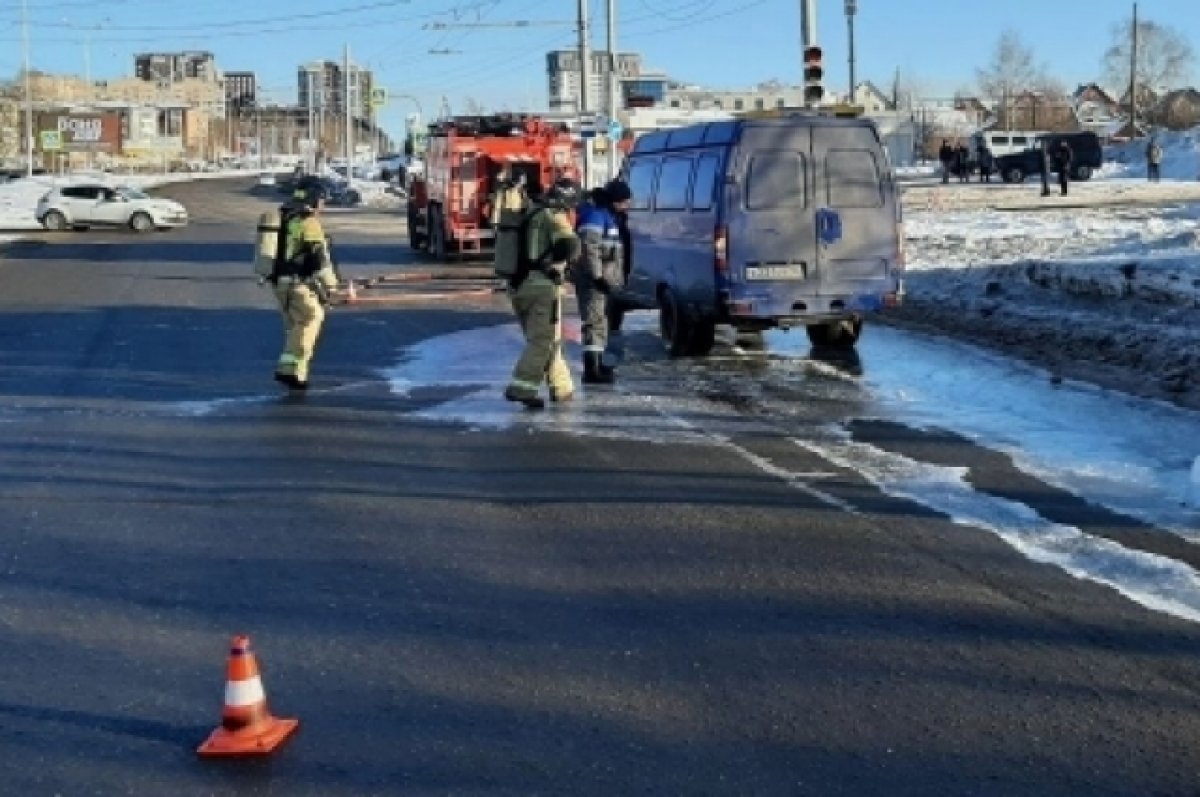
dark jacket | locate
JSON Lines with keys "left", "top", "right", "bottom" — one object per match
{"left": 938, "top": 143, "right": 954, "bottom": 163}
{"left": 1051, "top": 142, "right": 1073, "bottom": 173}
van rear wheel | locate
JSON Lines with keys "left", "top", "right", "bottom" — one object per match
{"left": 1073, "top": 165, "right": 1092, "bottom": 181}
{"left": 659, "top": 289, "right": 692, "bottom": 357}
{"left": 659, "top": 289, "right": 716, "bottom": 357}
{"left": 689, "top": 319, "right": 716, "bottom": 356}
{"left": 807, "top": 319, "right": 863, "bottom": 349}
{"left": 1003, "top": 166, "right": 1025, "bottom": 184}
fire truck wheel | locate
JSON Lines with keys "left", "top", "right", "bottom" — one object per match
{"left": 429, "top": 205, "right": 447, "bottom": 261}
{"left": 407, "top": 206, "right": 426, "bottom": 250}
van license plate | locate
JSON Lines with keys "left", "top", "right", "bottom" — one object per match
{"left": 746, "top": 265, "right": 806, "bottom": 280}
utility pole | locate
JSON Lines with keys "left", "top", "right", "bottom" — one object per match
{"left": 307, "top": 70, "right": 315, "bottom": 171}
{"left": 577, "top": 0, "right": 592, "bottom": 188}
{"left": 1129, "top": 1, "right": 1138, "bottom": 134}
{"left": 845, "top": 0, "right": 857, "bottom": 103}
{"left": 800, "top": 0, "right": 816, "bottom": 57}
{"left": 21, "top": 0, "right": 33, "bottom": 176}
{"left": 606, "top": 0, "right": 618, "bottom": 181}
{"left": 344, "top": 44, "right": 354, "bottom": 173}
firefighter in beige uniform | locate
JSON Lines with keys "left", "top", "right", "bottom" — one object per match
{"left": 502, "top": 178, "right": 581, "bottom": 410}
{"left": 489, "top": 169, "right": 529, "bottom": 223}
{"left": 253, "top": 184, "right": 340, "bottom": 390}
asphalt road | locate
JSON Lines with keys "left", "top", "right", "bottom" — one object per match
{"left": 2, "top": 179, "right": 1200, "bottom": 796}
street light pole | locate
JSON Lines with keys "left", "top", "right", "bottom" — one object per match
{"left": 577, "top": 0, "right": 592, "bottom": 188}
{"left": 344, "top": 44, "right": 353, "bottom": 174}
{"left": 845, "top": 0, "right": 857, "bottom": 103}
{"left": 21, "top": 0, "right": 33, "bottom": 176}
{"left": 606, "top": 0, "right": 618, "bottom": 181}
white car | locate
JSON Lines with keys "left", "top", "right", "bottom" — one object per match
{"left": 36, "top": 184, "right": 189, "bottom": 232}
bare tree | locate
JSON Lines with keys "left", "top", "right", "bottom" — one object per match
{"left": 977, "top": 30, "right": 1044, "bottom": 129}
{"left": 1103, "top": 16, "right": 1194, "bottom": 98}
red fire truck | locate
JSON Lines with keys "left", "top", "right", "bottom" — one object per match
{"left": 406, "top": 114, "right": 580, "bottom": 260}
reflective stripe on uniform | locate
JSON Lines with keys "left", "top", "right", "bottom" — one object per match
{"left": 582, "top": 344, "right": 605, "bottom": 353}
{"left": 508, "top": 379, "right": 541, "bottom": 392}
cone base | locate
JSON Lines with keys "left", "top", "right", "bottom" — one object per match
{"left": 197, "top": 716, "right": 299, "bottom": 757}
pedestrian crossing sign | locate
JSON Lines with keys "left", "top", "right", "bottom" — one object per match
{"left": 369, "top": 88, "right": 388, "bottom": 108}
{"left": 39, "top": 130, "right": 62, "bottom": 151}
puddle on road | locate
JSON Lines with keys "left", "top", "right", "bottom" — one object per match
{"left": 379, "top": 316, "right": 1200, "bottom": 624}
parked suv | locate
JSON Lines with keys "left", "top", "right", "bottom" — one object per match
{"left": 994, "top": 132, "right": 1103, "bottom": 183}
{"left": 36, "top": 184, "right": 189, "bottom": 232}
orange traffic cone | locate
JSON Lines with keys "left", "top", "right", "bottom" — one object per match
{"left": 197, "top": 635, "right": 298, "bottom": 757}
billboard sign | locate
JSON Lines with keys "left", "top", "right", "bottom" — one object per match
{"left": 36, "top": 113, "right": 122, "bottom": 153}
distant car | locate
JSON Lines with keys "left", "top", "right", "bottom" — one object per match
{"left": 36, "top": 184, "right": 189, "bottom": 232}
{"left": 994, "top": 132, "right": 1103, "bottom": 183}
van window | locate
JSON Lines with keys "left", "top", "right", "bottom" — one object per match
{"left": 990, "top": 135, "right": 1010, "bottom": 146}
{"left": 667, "top": 125, "right": 705, "bottom": 149}
{"left": 627, "top": 159, "right": 658, "bottom": 211}
{"left": 826, "top": 149, "right": 883, "bottom": 208}
{"left": 654, "top": 157, "right": 694, "bottom": 211}
{"left": 690, "top": 154, "right": 721, "bottom": 211}
{"left": 746, "top": 151, "right": 805, "bottom": 211}
{"left": 1012, "top": 136, "right": 1028, "bottom": 146}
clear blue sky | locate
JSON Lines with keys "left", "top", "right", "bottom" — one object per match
{"left": 0, "top": 0, "right": 1194, "bottom": 139}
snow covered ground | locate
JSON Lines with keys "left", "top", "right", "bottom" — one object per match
{"left": 896, "top": 134, "right": 1200, "bottom": 409}
{"left": 1105, "top": 127, "right": 1200, "bottom": 181}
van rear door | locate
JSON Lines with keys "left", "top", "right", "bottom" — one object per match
{"left": 810, "top": 123, "right": 897, "bottom": 308}
{"left": 725, "top": 122, "right": 817, "bottom": 314}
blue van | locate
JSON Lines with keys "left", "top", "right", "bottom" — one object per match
{"left": 617, "top": 114, "right": 905, "bottom": 355}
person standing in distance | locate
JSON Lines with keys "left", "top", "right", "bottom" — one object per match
{"left": 1147, "top": 137, "right": 1163, "bottom": 182}
{"left": 1053, "top": 139, "right": 1073, "bottom": 196}
{"left": 261, "top": 183, "right": 340, "bottom": 390}
{"left": 503, "top": 177, "right": 581, "bottom": 410}
{"left": 573, "top": 178, "right": 633, "bottom": 384}
{"left": 1039, "top": 138, "right": 1053, "bottom": 198}
{"left": 938, "top": 139, "right": 954, "bottom": 185}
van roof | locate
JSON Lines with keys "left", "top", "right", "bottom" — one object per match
{"left": 631, "top": 115, "right": 877, "bottom": 156}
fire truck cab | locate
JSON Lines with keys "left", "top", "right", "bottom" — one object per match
{"left": 406, "top": 114, "right": 580, "bottom": 261}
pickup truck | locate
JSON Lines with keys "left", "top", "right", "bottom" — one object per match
{"left": 994, "top": 132, "right": 1103, "bottom": 183}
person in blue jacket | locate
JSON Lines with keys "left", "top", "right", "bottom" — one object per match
{"left": 572, "top": 178, "right": 632, "bottom": 384}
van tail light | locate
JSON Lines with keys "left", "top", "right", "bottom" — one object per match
{"left": 714, "top": 224, "right": 728, "bottom": 274}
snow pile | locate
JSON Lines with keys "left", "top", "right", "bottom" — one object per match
{"left": 0, "top": 170, "right": 252, "bottom": 233}
{"left": 905, "top": 196, "right": 1200, "bottom": 308}
{"left": 894, "top": 191, "right": 1200, "bottom": 403}
{"left": 1105, "top": 127, "right": 1200, "bottom": 181}
{"left": 904, "top": 200, "right": 1200, "bottom": 307}
{"left": 0, "top": 177, "right": 58, "bottom": 230}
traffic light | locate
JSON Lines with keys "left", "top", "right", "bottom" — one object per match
{"left": 804, "top": 45, "right": 824, "bottom": 105}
